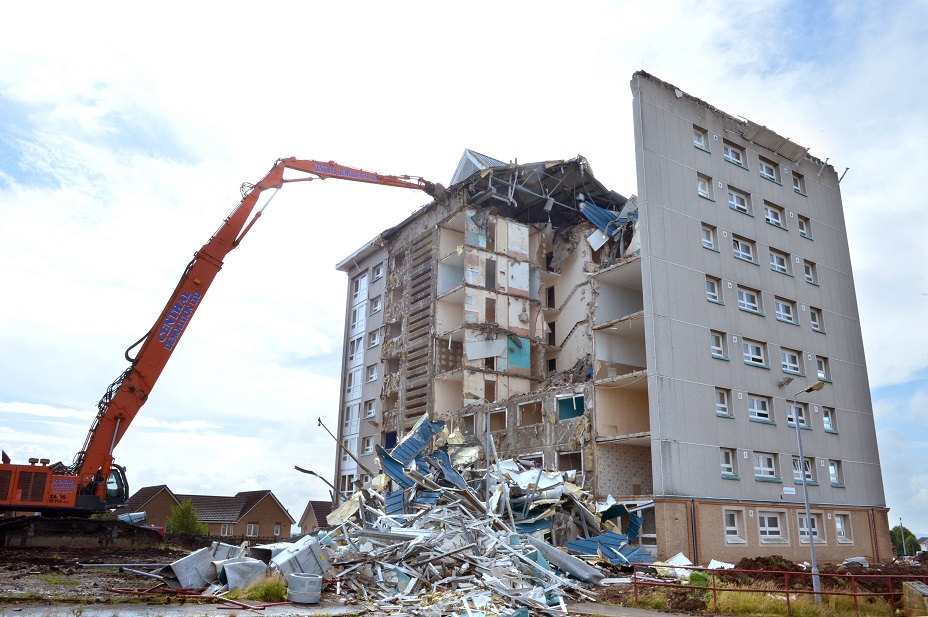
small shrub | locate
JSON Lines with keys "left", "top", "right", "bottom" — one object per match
{"left": 165, "top": 499, "right": 208, "bottom": 536}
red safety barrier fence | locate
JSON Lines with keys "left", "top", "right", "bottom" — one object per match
{"left": 632, "top": 563, "right": 928, "bottom": 617}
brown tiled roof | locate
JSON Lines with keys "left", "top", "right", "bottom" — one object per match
{"left": 300, "top": 500, "right": 333, "bottom": 530}
{"left": 119, "top": 485, "right": 291, "bottom": 524}
{"left": 236, "top": 490, "right": 295, "bottom": 524}
{"left": 175, "top": 494, "right": 246, "bottom": 523}
{"left": 123, "top": 485, "right": 177, "bottom": 513}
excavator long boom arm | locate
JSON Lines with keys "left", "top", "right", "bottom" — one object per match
{"left": 1, "top": 158, "right": 438, "bottom": 513}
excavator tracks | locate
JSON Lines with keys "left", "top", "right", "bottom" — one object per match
{"left": 0, "top": 516, "right": 163, "bottom": 548}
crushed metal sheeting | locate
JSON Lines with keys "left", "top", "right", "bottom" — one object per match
{"left": 115, "top": 412, "right": 656, "bottom": 614}
{"left": 309, "top": 412, "right": 655, "bottom": 615}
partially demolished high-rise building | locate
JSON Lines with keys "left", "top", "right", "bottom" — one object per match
{"left": 333, "top": 71, "right": 890, "bottom": 563}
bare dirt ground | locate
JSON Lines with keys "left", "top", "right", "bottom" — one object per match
{"left": 0, "top": 544, "right": 193, "bottom": 605}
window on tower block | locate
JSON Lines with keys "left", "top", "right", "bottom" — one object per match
{"left": 804, "top": 260, "right": 818, "bottom": 284}
{"left": 706, "top": 276, "right": 722, "bottom": 303}
{"left": 724, "top": 509, "right": 746, "bottom": 543}
{"left": 723, "top": 142, "right": 746, "bottom": 167}
{"left": 701, "top": 223, "right": 717, "bottom": 250}
{"left": 816, "top": 356, "right": 831, "bottom": 381}
{"left": 798, "top": 513, "right": 824, "bottom": 543}
{"left": 753, "top": 452, "right": 779, "bottom": 480}
{"left": 351, "top": 274, "right": 368, "bottom": 302}
{"left": 769, "top": 249, "right": 791, "bottom": 275}
{"left": 557, "top": 394, "right": 585, "bottom": 420}
{"left": 732, "top": 236, "right": 756, "bottom": 263}
{"left": 710, "top": 330, "right": 728, "bottom": 359}
{"left": 693, "top": 125, "right": 709, "bottom": 151}
{"left": 792, "top": 455, "right": 815, "bottom": 482}
{"left": 720, "top": 448, "right": 738, "bottom": 478}
{"left": 742, "top": 339, "right": 767, "bottom": 367}
{"left": 748, "top": 394, "right": 772, "bottom": 421}
{"left": 781, "top": 348, "right": 803, "bottom": 375}
{"left": 759, "top": 157, "right": 780, "bottom": 183}
{"left": 764, "top": 202, "right": 786, "bottom": 228}
{"left": 798, "top": 215, "right": 812, "bottom": 238}
{"left": 809, "top": 307, "right": 824, "bottom": 332}
{"left": 775, "top": 298, "right": 798, "bottom": 324}
{"left": 697, "top": 174, "right": 714, "bottom": 199}
{"left": 758, "top": 511, "right": 785, "bottom": 542}
{"left": 793, "top": 172, "right": 806, "bottom": 194}
{"left": 787, "top": 403, "right": 810, "bottom": 428}
{"left": 728, "top": 187, "right": 751, "bottom": 214}
{"left": 737, "top": 286, "right": 762, "bottom": 313}
{"left": 829, "top": 460, "right": 845, "bottom": 486}
{"left": 715, "top": 388, "right": 732, "bottom": 417}
{"left": 822, "top": 407, "right": 837, "bottom": 432}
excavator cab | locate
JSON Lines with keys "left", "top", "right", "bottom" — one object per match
{"left": 104, "top": 464, "right": 129, "bottom": 508}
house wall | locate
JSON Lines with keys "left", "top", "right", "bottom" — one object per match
{"left": 298, "top": 511, "right": 321, "bottom": 533}
{"left": 229, "top": 496, "right": 291, "bottom": 540}
{"left": 132, "top": 492, "right": 178, "bottom": 529}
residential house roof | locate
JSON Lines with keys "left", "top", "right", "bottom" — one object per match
{"left": 237, "top": 490, "right": 295, "bottom": 524}
{"left": 122, "top": 484, "right": 178, "bottom": 513}
{"left": 175, "top": 494, "right": 247, "bottom": 523}
{"left": 299, "top": 500, "right": 334, "bottom": 530}
{"left": 172, "top": 490, "right": 295, "bottom": 524}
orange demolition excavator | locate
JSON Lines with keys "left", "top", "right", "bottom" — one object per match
{"left": 0, "top": 158, "right": 440, "bottom": 518}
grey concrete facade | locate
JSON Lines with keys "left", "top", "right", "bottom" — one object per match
{"left": 630, "top": 71, "right": 889, "bottom": 562}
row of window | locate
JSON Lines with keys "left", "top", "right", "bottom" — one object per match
{"left": 710, "top": 330, "right": 831, "bottom": 379}
{"left": 714, "top": 389, "right": 838, "bottom": 431}
{"left": 698, "top": 177, "right": 812, "bottom": 238}
{"left": 218, "top": 523, "right": 281, "bottom": 538}
{"left": 693, "top": 125, "right": 808, "bottom": 195}
{"left": 698, "top": 175, "right": 812, "bottom": 232}
{"left": 706, "top": 277, "right": 824, "bottom": 331}
{"left": 702, "top": 227, "right": 819, "bottom": 283}
{"left": 723, "top": 508, "right": 852, "bottom": 546}
{"left": 458, "top": 395, "right": 585, "bottom": 434}
{"left": 720, "top": 448, "right": 845, "bottom": 487}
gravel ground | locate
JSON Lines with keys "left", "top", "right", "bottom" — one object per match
{"left": 0, "top": 546, "right": 192, "bottom": 604}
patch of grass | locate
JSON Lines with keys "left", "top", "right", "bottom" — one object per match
{"left": 0, "top": 591, "right": 44, "bottom": 602}
{"left": 627, "top": 589, "right": 669, "bottom": 611}
{"left": 626, "top": 579, "right": 895, "bottom": 617}
{"left": 39, "top": 574, "right": 80, "bottom": 586}
{"left": 225, "top": 573, "right": 287, "bottom": 603}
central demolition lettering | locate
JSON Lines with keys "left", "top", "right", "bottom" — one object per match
{"left": 157, "top": 291, "right": 201, "bottom": 350}
{"left": 313, "top": 162, "right": 379, "bottom": 182}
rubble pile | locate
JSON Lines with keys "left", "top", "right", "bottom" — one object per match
{"left": 112, "top": 414, "right": 656, "bottom": 614}
{"left": 310, "top": 414, "right": 655, "bottom": 615}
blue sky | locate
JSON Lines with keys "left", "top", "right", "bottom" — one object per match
{"left": 1, "top": 0, "right": 926, "bottom": 539}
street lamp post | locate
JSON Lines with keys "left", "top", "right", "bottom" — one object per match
{"left": 294, "top": 465, "right": 340, "bottom": 507}
{"left": 900, "top": 517, "right": 907, "bottom": 557}
{"left": 793, "top": 380, "right": 826, "bottom": 603}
